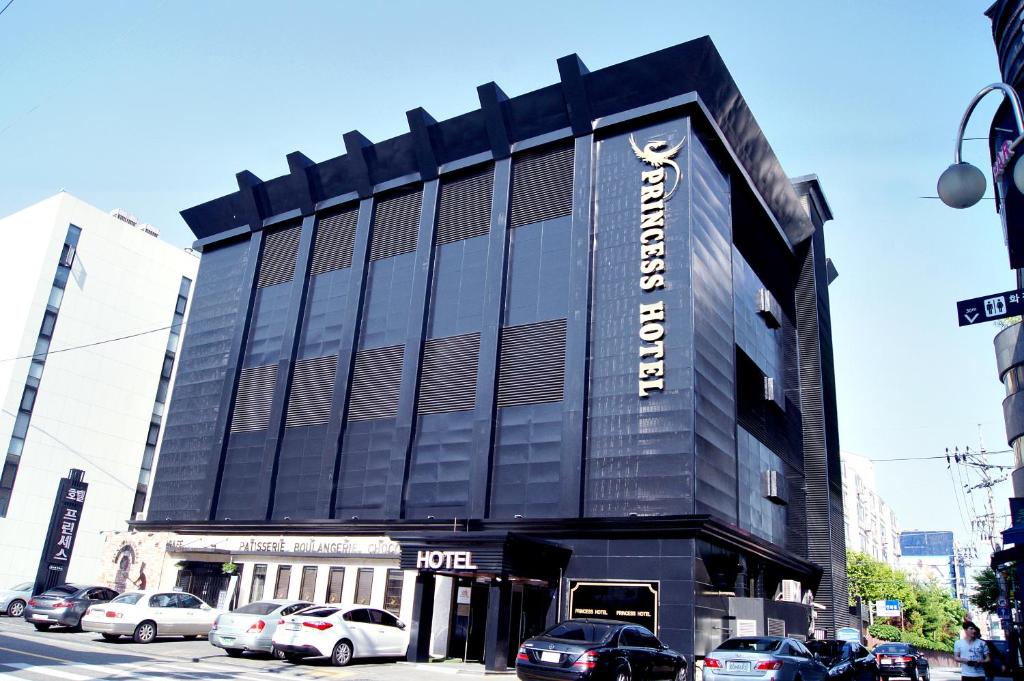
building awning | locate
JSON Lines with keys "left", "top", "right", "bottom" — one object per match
{"left": 393, "top": 531, "right": 571, "bottom": 580}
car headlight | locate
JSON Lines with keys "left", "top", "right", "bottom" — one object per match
{"left": 829, "top": 664, "right": 849, "bottom": 676}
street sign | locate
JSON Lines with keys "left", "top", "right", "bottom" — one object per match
{"left": 875, "top": 599, "right": 901, "bottom": 617}
{"left": 33, "top": 469, "right": 88, "bottom": 596}
{"left": 956, "top": 288, "right": 1024, "bottom": 326}
{"left": 837, "top": 627, "right": 861, "bottom": 643}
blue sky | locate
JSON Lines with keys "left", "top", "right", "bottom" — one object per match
{"left": 0, "top": 1, "right": 1014, "bottom": 569}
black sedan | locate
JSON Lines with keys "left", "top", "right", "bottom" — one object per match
{"left": 516, "top": 619, "right": 686, "bottom": 681}
{"left": 806, "top": 640, "right": 878, "bottom": 681}
{"left": 24, "top": 584, "right": 119, "bottom": 631}
{"left": 872, "top": 643, "right": 929, "bottom": 681}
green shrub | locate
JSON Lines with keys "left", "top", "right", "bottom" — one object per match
{"left": 868, "top": 623, "right": 901, "bottom": 641}
{"left": 900, "top": 632, "right": 952, "bottom": 653}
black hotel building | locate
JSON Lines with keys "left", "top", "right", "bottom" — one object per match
{"left": 141, "top": 37, "right": 847, "bottom": 670}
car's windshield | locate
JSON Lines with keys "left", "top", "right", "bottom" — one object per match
{"left": 875, "top": 644, "right": 909, "bottom": 654}
{"left": 718, "top": 638, "right": 783, "bottom": 652}
{"left": 233, "top": 601, "right": 279, "bottom": 615}
{"left": 41, "top": 585, "right": 78, "bottom": 596}
{"left": 110, "top": 593, "right": 143, "bottom": 605}
{"left": 9, "top": 582, "right": 31, "bottom": 591}
{"left": 543, "top": 621, "right": 616, "bottom": 643}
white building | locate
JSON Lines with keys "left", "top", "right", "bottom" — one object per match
{"left": 841, "top": 451, "right": 901, "bottom": 567}
{"left": 0, "top": 192, "right": 198, "bottom": 590}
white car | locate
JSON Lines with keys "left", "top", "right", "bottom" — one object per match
{"left": 81, "top": 590, "right": 220, "bottom": 643}
{"left": 271, "top": 604, "right": 408, "bottom": 666}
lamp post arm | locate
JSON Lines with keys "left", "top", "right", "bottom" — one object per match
{"left": 954, "top": 83, "right": 1024, "bottom": 164}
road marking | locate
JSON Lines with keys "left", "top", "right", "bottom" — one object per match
{"left": 0, "top": 645, "right": 77, "bottom": 665}
{"left": 1, "top": 662, "right": 91, "bottom": 680}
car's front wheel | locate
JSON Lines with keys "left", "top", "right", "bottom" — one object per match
{"left": 133, "top": 621, "right": 157, "bottom": 644}
{"left": 6, "top": 600, "right": 25, "bottom": 617}
{"left": 615, "top": 666, "right": 632, "bottom": 681}
{"left": 271, "top": 648, "right": 287, "bottom": 660}
{"left": 675, "top": 665, "right": 687, "bottom": 681}
{"left": 331, "top": 639, "right": 353, "bottom": 667}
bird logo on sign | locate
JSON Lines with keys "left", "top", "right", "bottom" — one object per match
{"left": 629, "top": 134, "right": 686, "bottom": 199}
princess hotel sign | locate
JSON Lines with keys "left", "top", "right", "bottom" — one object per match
{"left": 630, "top": 134, "right": 684, "bottom": 398}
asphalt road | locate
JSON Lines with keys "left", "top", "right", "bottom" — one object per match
{"left": 0, "top": 615, "right": 499, "bottom": 680}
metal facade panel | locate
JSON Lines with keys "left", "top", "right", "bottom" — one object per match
{"left": 690, "top": 133, "right": 738, "bottom": 525}
{"left": 285, "top": 355, "right": 337, "bottom": 428}
{"left": 405, "top": 411, "right": 475, "bottom": 517}
{"left": 370, "top": 189, "right": 421, "bottom": 261}
{"left": 508, "top": 145, "right": 574, "bottom": 228}
{"left": 417, "top": 333, "right": 480, "bottom": 414}
{"left": 347, "top": 345, "right": 403, "bottom": 421}
{"left": 496, "top": 319, "right": 567, "bottom": 408}
{"left": 146, "top": 239, "right": 254, "bottom": 520}
{"left": 584, "top": 119, "right": 695, "bottom": 517}
{"left": 257, "top": 225, "right": 301, "bottom": 288}
{"left": 229, "top": 364, "right": 278, "bottom": 433}
{"left": 436, "top": 166, "right": 493, "bottom": 245}
{"left": 310, "top": 207, "right": 358, "bottom": 274}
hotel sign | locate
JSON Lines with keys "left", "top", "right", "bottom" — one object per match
{"left": 630, "top": 134, "right": 685, "bottom": 397}
{"left": 415, "top": 550, "right": 478, "bottom": 570}
{"left": 569, "top": 580, "right": 659, "bottom": 633}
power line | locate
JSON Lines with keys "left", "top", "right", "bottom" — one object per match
{"left": 869, "top": 451, "right": 1012, "bottom": 462}
{"left": 0, "top": 322, "right": 181, "bottom": 364}
{"left": 0, "top": 0, "right": 15, "bottom": 19}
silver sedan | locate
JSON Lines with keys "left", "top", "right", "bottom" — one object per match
{"left": 209, "top": 599, "right": 314, "bottom": 658}
{"left": 704, "top": 636, "right": 828, "bottom": 681}
{"left": 0, "top": 582, "right": 32, "bottom": 618}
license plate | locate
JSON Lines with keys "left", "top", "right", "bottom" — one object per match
{"left": 726, "top": 661, "right": 750, "bottom": 671}
{"left": 33, "top": 615, "right": 53, "bottom": 621}
{"left": 882, "top": 658, "right": 893, "bottom": 665}
{"left": 285, "top": 623, "right": 300, "bottom": 631}
{"left": 540, "top": 651, "right": 561, "bottom": 663}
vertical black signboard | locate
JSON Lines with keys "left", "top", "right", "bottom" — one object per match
{"left": 33, "top": 469, "right": 88, "bottom": 596}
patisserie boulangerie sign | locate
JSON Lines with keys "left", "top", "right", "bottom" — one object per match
{"left": 630, "top": 134, "right": 685, "bottom": 397}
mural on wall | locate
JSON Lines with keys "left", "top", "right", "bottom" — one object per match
{"left": 112, "top": 542, "right": 148, "bottom": 592}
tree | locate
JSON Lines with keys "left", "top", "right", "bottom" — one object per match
{"left": 970, "top": 567, "right": 1001, "bottom": 614}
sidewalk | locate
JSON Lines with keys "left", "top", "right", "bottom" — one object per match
{"left": 400, "top": 660, "right": 516, "bottom": 676}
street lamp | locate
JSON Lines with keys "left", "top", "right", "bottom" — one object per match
{"left": 938, "top": 83, "right": 1024, "bottom": 208}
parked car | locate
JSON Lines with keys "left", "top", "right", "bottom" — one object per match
{"left": 806, "top": 639, "right": 878, "bottom": 681}
{"left": 872, "top": 643, "right": 930, "bottom": 681}
{"left": 271, "top": 604, "right": 408, "bottom": 666}
{"left": 81, "top": 590, "right": 220, "bottom": 643}
{"left": 209, "top": 599, "right": 314, "bottom": 658}
{"left": 0, "top": 582, "right": 33, "bottom": 617}
{"left": 704, "top": 636, "right": 827, "bottom": 681}
{"left": 515, "top": 618, "right": 687, "bottom": 681}
{"left": 24, "top": 584, "right": 118, "bottom": 631}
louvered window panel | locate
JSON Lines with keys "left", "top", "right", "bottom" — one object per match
{"left": 257, "top": 225, "right": 301, "bottom": 288}
{"left": 311, "top": 208, "right": 358, "bottom": 275}
{"left": 347, "top": 345, "right": 404, "bottom": 421}
{"left": 497, "top": 319, "right": 566, "bottom": 407}
{"left": 285, "top": 355, "right": 337, "bottom": 428}
{"left": 230, "top": 364, "right": 278, "bottom": 432}
{"left": 436, "top": 167, "right": 493, "bottom": 245}
{"left": 417, "top": 333, "right": 480, "bottom": 414}
{"left": 370, "top": 190, "right": 421, "bottom": 261}
{"left": 508, "top": 145, "right": 574, "bottom": 228}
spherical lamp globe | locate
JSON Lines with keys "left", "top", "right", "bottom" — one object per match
{"left": 937, "top": 162, "right": 986, "bottom": 208}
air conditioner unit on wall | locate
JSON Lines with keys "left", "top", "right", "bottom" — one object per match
{"left": 756, "top": 288, "right": 782, "bottom": 329}
{"left": 763, "top": 376, "right": 785, "bottom": 411}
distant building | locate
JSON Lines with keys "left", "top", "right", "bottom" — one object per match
{"left": 898, "top": 530, "right": 968, "bottom": 608}
{"left": 841, "top": 451, "right": 901, "bottom": 567}
{"left": 0, "top": 192, "right": 198, "bottom": 590}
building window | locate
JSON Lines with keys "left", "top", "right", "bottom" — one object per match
{"left": 299, "top": 566, "right": 317, "bottom": 602}
{"left": 384, "top": 569, "right": 403, "bottom": 615}
{"left": 250, "top": 564, "right": 267, "bottom": 601}
{"left": 131, "top": 276, "right": 192, "bottom": 518}
{"left": 354, "top": 568, "right": 374, "bottom": 605}
{"left": 326, "top": 567, "right": 345, "bottom": 603}
{"left": 1, "top": 224, "right": 81, "bottom": 517}
{"left": 274, "top": 566, "right": 292, "bottom": 599}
